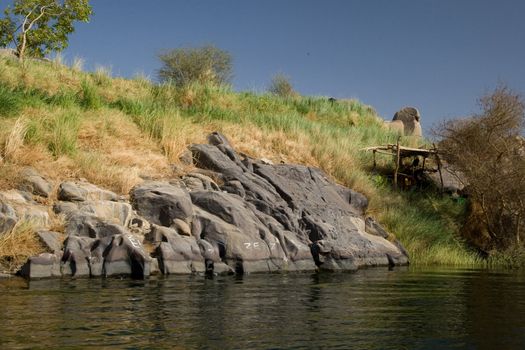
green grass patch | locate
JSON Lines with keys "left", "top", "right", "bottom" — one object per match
{"left": 79, "top": 80, "right": 103, "bottom": 110}
{"left": 49, "top": 110, "right": 80, "bottom": 156}
{"left": 376, "top": 189, "right": 482, "bottom": 266}
{"left": 25, "top": 109, "right": 81, "bottom": 157}
{"left": 0, "top": 84, "right": 23, "bottom": 117}
{"left": 46, "top": 89, "right": 79, "bottom": 108}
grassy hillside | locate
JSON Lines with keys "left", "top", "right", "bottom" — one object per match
{"left": 0, "top": 55, "right": 483, "bottom": 266}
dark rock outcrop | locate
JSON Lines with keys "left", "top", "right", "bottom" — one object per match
{"left": 15, "top": 131, "right": 408, "bottom": 279}
{"left": 188, "top": 132, "right": 408, "bottom": 272}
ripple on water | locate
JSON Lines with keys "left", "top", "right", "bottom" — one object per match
{"left": 1, "top": 268, "right": 525, "bottom": 349}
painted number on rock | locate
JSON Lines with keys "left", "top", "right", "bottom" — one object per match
{"left": 127, "top": 235, "right": 142, "bottom": 249}
{"left": 244, "top": 242, "right": 261, "bottom": 250}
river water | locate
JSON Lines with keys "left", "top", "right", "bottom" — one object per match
{"left": 1, "top": 267, "right": 524, "bottom": 349}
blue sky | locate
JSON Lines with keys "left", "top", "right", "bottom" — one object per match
{"left": 11, "top": 0, "right": 525, "bottom": 129}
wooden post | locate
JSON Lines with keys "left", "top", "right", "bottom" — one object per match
{"left": 373, "top": 150, "right": 377, "bottom": 170}
{"left": 394, "top": 137, "right": 401, "bottom": 190}
{"left": 433, "top": 144, "right": 444, "bottom": 194}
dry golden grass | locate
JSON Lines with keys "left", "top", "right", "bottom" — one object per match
{"left": 48, "top": 211, "right": 66, "bottom": 234}
{"left": 0, "top": 221, "right": 45, "bottom": 273}
{"left": 71, "top": 56, "right": 84, "bottom": 72}
{"left": 3, "top": 117, "right": 28, "bottom": 162}
{"left": 73, "top": 152, "right": 142, "bottom": 194}
{"left": 0, "top": 164, "right": 22, "bottom": 191}
{"left": 0, "top": 104, "right": 174, "bottom": 194}
{"left": 0, "top": 56, "right": 149, "bottom": 105}
{"left": 74, "top": 110, "right": 171, "bottom": 192}
{"left": 223, "top": 124, "right": 319, "bottom": 166}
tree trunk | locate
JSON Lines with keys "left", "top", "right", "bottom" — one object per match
{"left": 18, "top": 32, "right": 27, "bottom": 61}
{"left": 17, "top": 5, "right": 51, "bottom": 61}
{"left": 393, "top": 137, "right": 401, "bottom": 190}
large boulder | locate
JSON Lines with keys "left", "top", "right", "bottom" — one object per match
{"left": 425, "top": 163, "right": 466, "bottom": 196}
{"left": 0, "top": 198, "right": 17, "bottom": 236}
{"left": 189, "top": 132, "right": 408, "bottom": 272}
{"left": 0, "top": 190, "right": 49, "bottom": 229}
{"left": 60, "top": 232, "right": 151, "bottom": 278}
{"left": 103, "top": 234, "right": 151, "bottom": 278}
{"left": 58, "top": 181, "right": 118, "bottom": 202}
{"left": 384, "top": 119, "right": 405, "bottom": 135}
{"left": 130, "top": 181, "right": 193, "bottom": 228}
{"left": 65, "top": 212, "right": 128, "bottom": 239}
{"left": 36, "top": 230, "right": 63, "bottom": 254}
{"left": 19, "top": 253, "right": 61, "bottom": 279}
{"left": 55, "top": 200, "right": 134, "bottom": 227}
{"left": 393, "top": 106, "right": 422, "bottom": 137}
{"left": 191, "top": 191, "right": 295, "bottom": 273}
{"left": 255, "top": 164, "right": 408, "bottom": 269}
{"left": 152, "top": 226, "right": 205, "bottom": 274}
{"left": 19, "top": 167, "right": 53, "bottom": 198}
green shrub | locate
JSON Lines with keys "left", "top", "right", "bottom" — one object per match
{"left": 158, "top": 45, "right": 233, "bottom": 87}
{"left": 268, "top": 74, "right": 296, "bottom": 98}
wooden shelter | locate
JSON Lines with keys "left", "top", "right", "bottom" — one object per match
{"left": 361, "top": 138, "right": 444, "bottom": 191}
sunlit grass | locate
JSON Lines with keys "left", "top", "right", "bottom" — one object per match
{"left": 0, "top": 56, "right": 496, "bottom": 267}
{"left": 0, "top": 221, "right": 44, "bottom": 273}
{"left": 0, "top": 84, "right": 23, "bottom": 117}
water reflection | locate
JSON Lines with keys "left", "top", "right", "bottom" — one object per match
{"left": 0, "top": 268, "right": 524, "bottom": 349}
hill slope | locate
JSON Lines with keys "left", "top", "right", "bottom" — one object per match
{"left": 0, "top": 55, "right": 481, "bottom": 267}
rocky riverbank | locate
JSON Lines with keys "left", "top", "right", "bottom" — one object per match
{"left": 1, "top": 132, "right": 408, "bottom": 279}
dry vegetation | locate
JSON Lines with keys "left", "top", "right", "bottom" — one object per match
{"left": 0, "top": 221, "right": 45, "bottom": 273}
{"left": 436, "top": 86, "right": 525, "bottom": 257}
{"left": 0, "top": 55, "right": 484, "bottom": 266}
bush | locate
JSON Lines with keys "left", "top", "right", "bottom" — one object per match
{"left": 268, "top": 74, "right": 296, "bottom": 98}
{"left": 435, "top": 86, "right": 525, "bottom": 251}
{"left": 157, "top": 45, "right": 233, "bottom": 87}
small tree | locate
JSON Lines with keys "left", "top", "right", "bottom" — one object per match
{"left": 0, "top": 0, "right": 92, "bottom": 61}
{"left": 157, "top": 45, "right": 233, "bottom": 87}
{"left": 436, "top": 86, "right": 525, "bottom": 250}
{"left": 268, "top": 74, "right": 296, "bottom": 98}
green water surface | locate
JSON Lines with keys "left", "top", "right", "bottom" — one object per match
{"left": 0, "top": 267, "right": 524, "bottom": 349}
